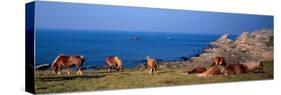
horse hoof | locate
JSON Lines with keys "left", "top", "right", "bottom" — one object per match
{"left": 197, "top": 74, "right": 204, "bottom": 77}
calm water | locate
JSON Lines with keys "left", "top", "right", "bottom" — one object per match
{"left": 36, "top": 30, "right": 236, "bottom": 67}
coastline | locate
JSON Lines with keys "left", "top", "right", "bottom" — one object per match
{"left": 34, "top": 29, "right": 274, "bottom": 94}
{"left": 35, "top": 29, "right": 273, "bottom": 70}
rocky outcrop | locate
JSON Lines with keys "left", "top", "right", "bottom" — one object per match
{"left": 36, "top": 64, "right": 51, "bottom": 70}
{"left": 134, "top": 29, "right": 273, "bottom": 69}
{"left": 210, "top": 34, "right": 233, "bottom": 48}
{"left": 191, "top": 29, "right": 273, "bottom": 65}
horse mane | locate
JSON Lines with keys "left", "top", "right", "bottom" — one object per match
{"left": 51, "top": 54, "right": 64, "bottom": 68}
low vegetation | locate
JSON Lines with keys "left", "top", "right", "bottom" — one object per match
{"left": 35, "top": 61, "right": 273, "bottom": 94}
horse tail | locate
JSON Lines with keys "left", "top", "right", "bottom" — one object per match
{"left": 80, "top": 55, "right": 85, "bottom": 63}
{"left": 79, "top": 55, "right": 85, "bottom": 67}
{"left": 114, "top": 56, "right": 122, "bottom": 69}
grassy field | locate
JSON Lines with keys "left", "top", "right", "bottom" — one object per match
{"left": 35, "top": 61, "right": 273, "bottom": 94}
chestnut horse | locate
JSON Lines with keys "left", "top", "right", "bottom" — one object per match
{"left": 211, "top": 56, "right": 227, "bottom": 66}
{"left": 186, "top": 66, "right": 207, "bottom": 74}
{"left": 198, "top": 56, "right": 226, "bottom": 77}
{"left": 197, "top": 66, "right": 222, "bottom": 77}
{"left": 198, "top": 57, "right": 264, "bottom": 77}
{"left": 222, "top": 64, "right": 248, "bottom": 75}
{"left": 106, "top": 56, "right": 123, "bottom": 72}
{"left": 242, "top": 62, "right": 264, "bottom": 73}
{"left": 51, "top": 54, "right": 85, "bottom": 75}
{"left": 146, "top": 56, "right": 157, "bottom": 74}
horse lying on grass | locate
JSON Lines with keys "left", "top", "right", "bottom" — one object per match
{"left": 198, "top": 62, "right": 265, "bottom": 77}
{"left": 51, "top": 54, "right": 85, "bottom": 75}
{"left": 197, "top": 56, "right": 264, "bottom": 77}
{"left": 211, "top": 56, "right": 227, "bottom": 66}
{"left": 184, "top": 66, "right": 207, "bottom": 75}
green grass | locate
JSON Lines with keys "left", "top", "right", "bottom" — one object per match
{"left": 35, "top": 61, "right": 273, "bottom": 94}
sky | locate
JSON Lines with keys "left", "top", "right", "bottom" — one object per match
{"left": 34, "top": 1, "right": 273, "bottom": 35}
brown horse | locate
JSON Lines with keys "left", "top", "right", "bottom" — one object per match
{"left": 51, "top": 54, "right": 85, "bottom": 75}
{"left": 185, "top": 66, "right": 207, "bottom": 74}
{"left": 222, "top": 64, "right": 248, "bottom": 75}
{"left": 197, "top": 66, "right": 223, "bottom": 77}
{"left": 242, "top": 62, "right": 264, "bottom": 73}
{"left": 146, "top": 56, "right": 157, "bottom": 74}
{"left": 197, "top": 56, "right": 226, "bottom": 77}
{"left": 198, "top": 57, "right": 264, "bottom": 77}
{"left": 106, "top": 56, "right": 122, "bottom": 72}
{"left": 211, "top": 56, "right": 227, "bottom": 66}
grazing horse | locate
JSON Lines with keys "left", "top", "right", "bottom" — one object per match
{"left": 106, "top": 56, "right": 123, "bottom": 72}
{"left": 211, "top": 56, "right": 227, "bottom": 66}
{"left": 146, "top": 56, "right": 157, "bottom": 74}
{"left": 51, "top": 54, "right": 85, "bottom": 75}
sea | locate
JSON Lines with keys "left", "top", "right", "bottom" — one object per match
{"left": 35, "top": 30, "right": 236, "bottom": 68}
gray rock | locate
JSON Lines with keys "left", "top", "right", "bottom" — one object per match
{"left": 192, "top": 29, "right": 273, "bottom": 65}
{"left": 36, "top": 64, "right": 51, "bottom": 70}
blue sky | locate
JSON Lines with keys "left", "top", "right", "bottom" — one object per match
{"left": 35, "top": 1, "right": 273, "bottom": 35}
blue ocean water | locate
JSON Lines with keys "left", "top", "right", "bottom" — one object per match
{"left": 36, "top": 30, "right": 236, "bottom": 68}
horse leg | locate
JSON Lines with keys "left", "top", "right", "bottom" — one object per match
{"left": 76, "top": 67, "right": 83, "bottom": 75}
{"left": 52, "top": 64, "right": 58, "bottom": 74}
{"left": 149, "top": 68, "right": 153, "bottom": 74}
{"left": 108, "top": 66, "right": 112, "bottom": 72}
{"left": 66, "top": 67, "right": 70, "bottom": 75}
{"left": 57, "top": 67, "right": 61, "bottom": 75}
{"left": 153, "top": 68, "right": 157, "bottom": 74}
{"left": 74, "top": 63, "right": 82, "bottom": 75}
{"left": 76, "top": 69, "right": 82, "bottom": 75}
{"left": 52, "top": 68, "right": 57, "bottom": 74}
{"left": 78, "top": 68, "right": 83, "bottom": 75}
{"left": 116, "top": 67, "right": 120, "bottom": 72}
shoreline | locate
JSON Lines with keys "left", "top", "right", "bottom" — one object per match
{"left": 34, "top": 29, "right": 274, "bottom": 94}
{"left": 35, "top": 29, "right": 273, "bottom": 71}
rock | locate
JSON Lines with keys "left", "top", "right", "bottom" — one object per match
{"left": 36, "top": 64, "right": 51, "bottom": 70}
{"left": 192, "top": 29, "right": 273, "bottom": 65}
{"left": 210, "top": 34, "right": 233, "bottom": 47}
{"left": 132, "top": 29, "right": 273, "bottom": 69}
{"left": 135, "top": 63, "right": 146, "bottom": 70}
{"left": 235, "top": 32, "right": 250, "bottom": 44}
{"left": 129, "top": 36, "right": 141, "bottom": 40}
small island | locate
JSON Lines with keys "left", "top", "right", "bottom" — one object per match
{"left": 129, "top": 36, "right": 141, "bottom": 40}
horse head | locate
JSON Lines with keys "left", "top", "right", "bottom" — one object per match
{"left": 114, "top": 56, "right": 122, "bottom": 70}
{"left": 51, "top": 54, "right": 63, "bottom": 74}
